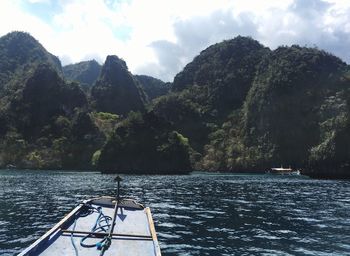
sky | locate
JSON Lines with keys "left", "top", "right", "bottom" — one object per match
{"left": 1, "top": 0, "right": 350, "bottom": 82}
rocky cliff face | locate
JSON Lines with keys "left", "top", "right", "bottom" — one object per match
{"left": 1, "top": 31, "right": 350, "bottom": 177}
{"left": 241, "top": 45, "right": 348, "bottom": 170}
{"left": 0, "top": 31, "right": 62, "bottom": 92}
{"left": 172, "top": 36, "right": 270, "bottom": 114}
{"left": 0, "top": 32, "right": 103, "bottom": 170}
{"left": 10, "top": 63, "right": 88, "bottom": 139}
{"left": 91, "top": 55, "right": 146, "bottom": 115}
{"left": 152, "top": 37, "right": 270, "bottom": 153}
{"left": 153, "top": 38, "right": 350, "bottom": 178}
{"left": 97, "top": 111, "right": 192, "bottom": 174}
{"left": 0, "top": 63, "right": 103, "bottom": 170}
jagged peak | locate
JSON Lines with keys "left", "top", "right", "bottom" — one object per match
{"left": 97, "top": 55, "right": 132, "bottom": 86}
{"left": 104, "top": 55, "right": 128, "bottom": 71}
{"left": 0, "top": 31, "right": 62, "bottom": 75}
{"left": 2, "top": 31, "right": 38, "bottom": 42}
{"left": 0, "top": 31, "right": 47, "bottom": 54}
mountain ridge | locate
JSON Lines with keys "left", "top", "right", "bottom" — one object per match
{"left": 0, "top": 31, "right": 349, "bottom": 178}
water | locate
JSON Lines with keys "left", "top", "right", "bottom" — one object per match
{"left": 0, "top": 170, "right": 349, "bottom": 256}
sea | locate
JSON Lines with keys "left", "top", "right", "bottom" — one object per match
{"left": 0, "top": 170, "right": 349, "bottom": 255}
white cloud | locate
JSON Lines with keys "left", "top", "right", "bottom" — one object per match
{"left": 0, "top": 0, "right": 350, "bottom": 81}
{"left": 0, "top": 1, "right": 56, "bottom": 53}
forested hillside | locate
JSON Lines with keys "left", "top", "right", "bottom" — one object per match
{"left": 134, "top": 75, "right": 170, "bottom": 100}
{"left": 0, "top": 31, "right": 349, "bottom": 178}
{"left": 63, "top": 60, "right": 101, "bottom": 92}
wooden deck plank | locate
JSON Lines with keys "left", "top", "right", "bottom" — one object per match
{"left": 146, "top": 207, "right": 162, "bottom": 256}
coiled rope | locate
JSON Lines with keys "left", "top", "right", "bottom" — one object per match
{"left": 70, "top": 204, "right": 112, "bottom": 256}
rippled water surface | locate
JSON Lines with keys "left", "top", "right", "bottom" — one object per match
{"left": 0, "top": 170, "right": 350, "bottom": 255}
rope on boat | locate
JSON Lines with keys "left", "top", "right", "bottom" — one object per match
{"left": 70, "top": 176, "right": 123, "bottom": 256}
{"left": 70, "top": 216, "right": 79, "bottom": 256}
{"left": 70, "top": 203, "right": 95, "bottom": 256}
{"left": 81, "top": 207, "right": 112, "bottom": 248}
{"left": 70, "top": 203, "right": 112, "bottom": 256}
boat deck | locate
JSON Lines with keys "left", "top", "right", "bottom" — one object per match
{"left": 19, "top": 197, "right": 161, "bottom": 256}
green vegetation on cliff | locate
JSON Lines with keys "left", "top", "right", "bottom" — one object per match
{"left": 152, "top": 39, "right": 350, "bottom": 178}
{"left": 1, "top": 31, "right": 350, "bottom": 177}
{"left": 173, "top": 36, "right": 270, "bottom": 115}
{"left": 0, "top": 32, "right": 103, "bottom": 169}
{"left": 91, "top": 55, "right": 146, "bottom": 115}
{"left": 97, "top": 111, "right": 192, "bottom": 174}
{"left": 135, "top": 75, "right": 170, "bottom": 100}
{"left": 241, "top": 46, "right": 347, "bottom": 169}
{"left": 0, "top": 31, "right": 61, "bottom": 92}
{"left": 152, "top": 36, "right": 271, "bottom": 168}
{"left": 63, "top": 60, "right": 101, "bottom": 91}
{"left": 0, "top": 62, "right": 103, "bottom": 169}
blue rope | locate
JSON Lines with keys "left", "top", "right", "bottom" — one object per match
{"left": 80, "top": 206, "right": 112, "bottom": 248}
{"left": 70, "top": 204, "right": 95, "bottom": 256}
{"left": 70, "top": 216, "right": 79, "bottom": 256}
{"left": 70, "top": 204, "right": 112, "bottom": 255}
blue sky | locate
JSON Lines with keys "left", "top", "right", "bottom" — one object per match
{"left": 1, "top": 0, "right": 350, "bottom": 81}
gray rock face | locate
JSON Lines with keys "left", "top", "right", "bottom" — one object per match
{"left": 91, "top": 55, "right": 146, "bottom": 115}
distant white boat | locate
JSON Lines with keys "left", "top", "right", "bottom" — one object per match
{"left": 267, "top": 166, "right": 301, "bottom": 175}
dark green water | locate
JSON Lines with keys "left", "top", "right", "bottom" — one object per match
{"left": 0, "top": 170, "right": 349, "bottom": 256}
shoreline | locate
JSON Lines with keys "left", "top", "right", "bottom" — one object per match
{"left": 1, "top": 168, "right": 349, "bottom": 180}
